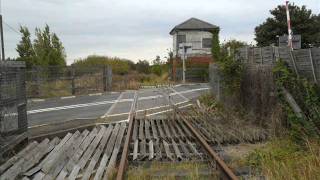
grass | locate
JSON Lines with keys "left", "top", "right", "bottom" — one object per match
{"left": 243, "top": 137, "right": 320, "bottom": 180}
{"left": 126, "top": 162, "right": 217, "bottom": 180}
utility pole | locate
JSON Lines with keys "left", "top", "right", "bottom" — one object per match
{"left": 0, "top": 0, "right": 4, "bottom": 61}
{"left": 285, "top": 1, "right": 293, "bottom": 50}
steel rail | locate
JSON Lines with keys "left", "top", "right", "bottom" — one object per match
{"left": 178, "top": 109, "right": 238, "bottom": 180}
{"left": 160, "top": 87, "right": 238, "bottom": 180}
{"left": 116, "top": 91, "right": 138, "bottom": 180}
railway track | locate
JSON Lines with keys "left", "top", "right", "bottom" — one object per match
{"left": 0, "top": 87, "right": 239, "bottom": 179}
{"left": 116, "top": 89, "right": 239, "bottom": 180}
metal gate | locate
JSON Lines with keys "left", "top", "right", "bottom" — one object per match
{"left": 0, "top": 61, "right": 27, "bottom": 138}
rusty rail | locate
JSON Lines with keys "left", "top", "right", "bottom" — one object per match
{"left": 116, "top": 92, "right": 138, "bottom": 180}
{"left": 162, "top": 88, "right": 238, "bottom": 180}
{"left": 178, "top": 110, "right": 239, "bottom": 180}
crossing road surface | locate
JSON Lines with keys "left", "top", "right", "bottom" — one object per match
{"left": 27, "top": 83, "right": 210, "bottom": 127}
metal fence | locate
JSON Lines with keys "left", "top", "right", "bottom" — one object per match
{"left": 26, "top": 66, "right": 112, "bottom": 98}
{"left": 175, "top": 67, "right": 209, "bottom": 82}
{"left": 0, "top": 61, "right": 27, "bottom": 136}
{"left": 235, "top": 46, "right": 320, "bottom": 84}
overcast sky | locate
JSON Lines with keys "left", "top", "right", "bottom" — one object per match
{"left": 3, "top": 0, "right": 320, "bottom": 64}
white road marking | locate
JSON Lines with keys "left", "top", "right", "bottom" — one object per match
{"left": 28, "top": 99, "right": 45, "bottom": 103}
{"left": 102, "top": 100, "right": 189, "bottom": 118}
{"left": 100, "top": 92, "right": 124, "bottom": 118}
{"left": 89, "top": 93, "right": 102, "bottom": 96}
{"left": 28, "top": 98, "right": 132, "bottom": 114}
{"left": 146, "top": 103, "right": 193, "bottom": 117}
{"left": 28, "top": 88, "right": 209, "bottom": 115}
{"left": 169, "top": 87, "right": 189, "bottom": 101}
{"left": 61, "top": 96, "right": 76, "bottom": 99}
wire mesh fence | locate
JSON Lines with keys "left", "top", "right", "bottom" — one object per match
{"left": 0, "top": 61, "right": 27, "bottom": 136}
{"left": 25, "top": 65, "right": 112, "bottom": 98}
{"left": 175, "top": 67, "right": 209, "bottom": 82}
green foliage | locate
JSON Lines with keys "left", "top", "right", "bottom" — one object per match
{"left": 150, "top": 55, "right": 169, "bottom": 76}
{"left": 255, "top": 3, "right": 320, "bottom": 48}
{"left": 217, "top": 56, "right": 244, "bottom": 95}
{"left": 211, "top": 28, "right": 220, "bottom": 61}
{"left": 135, "top": 60, "right": 151, "bottom": 74}
{"left": 16, "top": 25, "right": 66, "bottom": 67}
{"left": 72, "top": 55, "right": 131, "bottom": 74}
{"left": 221, "top": 39, "right": 247, "bottom": 56}
{"left": 16, "top": 26, "right": 35, "bottom": 68}
{"left": 273, "top": 60, "right": 320, "bottom": 142}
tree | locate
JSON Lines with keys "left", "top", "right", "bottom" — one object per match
{"left": 136, "top": 60, "right": 150, "bottom": 74}
{"left": 221, "top": 39, "right": 247, "bottom": 56}
{"left": 152, "top": 55, "right": 161, "bottom": 65}
{"left": 16, "top": 24, "right": 66, "bottom": 67}
{"left": 255, "top": 3, "right": 320, "bottom": 48}
{"left": 33, "top": 24, "right": 66, "bottom": 66}
{"left": 16, "top": 26, "right": 35, "bottom": 68}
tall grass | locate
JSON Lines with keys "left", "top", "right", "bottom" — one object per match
{"left": 246, "top": 137, "right": 320, "bottom": 180}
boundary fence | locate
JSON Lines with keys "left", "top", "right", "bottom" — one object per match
{"left": 175, "top": 67, "right": 209, "bottom": 82}
{"left": 235, "top": 46, "right": 320, "bottom": 84}
{"left": 0, "top": 61, "right": 28, "bottom": 160}
{"left": 26, "top": 66, "right": 112, "bottom": 98}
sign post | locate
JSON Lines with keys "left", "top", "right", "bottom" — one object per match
{"left": 179, "top": 43, "right": 192, "bottom": 83}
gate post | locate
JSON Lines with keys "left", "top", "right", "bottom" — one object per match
{"left": 71, "top": 66, "right": 76, "bottom": 95}
{"left": 103, "top": 66, "right": 112, "bottom": 92}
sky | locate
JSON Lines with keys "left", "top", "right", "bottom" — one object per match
{"left": 2, "top": 0, "right": 320, "bottom": 64}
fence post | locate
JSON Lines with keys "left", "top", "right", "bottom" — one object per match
{"left": 308, "top": 48, "right": 318, "bottom": 83}
{"left": 35, "top": 66, "right": 41, "bottom": 97}
{"left": 103, "top": 66, "right": 112, "bottom": 92}
{"left": 107, "top": 66, "right": 112, "bottom": 91}
{"left": 289, "top": 50, "right": 299, "bottom": 78}
{"left": 103, "top": 66, "right": 107, "bottom": 92}
{"left": 260, "top": 47, "right": 263, "bottom": 64}
{"left": 71, "top": 66, "right": 76, "bottom": 95}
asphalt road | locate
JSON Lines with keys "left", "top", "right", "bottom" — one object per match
{"left": 27, "top": 83, "right": 210, "bottom": 127}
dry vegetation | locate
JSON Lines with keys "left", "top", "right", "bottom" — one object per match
{"left": 199, "top": 92, "right": 320, "bottom": 179}
{"left": 126, "top": 162, "right": 217, "bottom": 180}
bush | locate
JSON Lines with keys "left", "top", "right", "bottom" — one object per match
{"left": 72, "top": 55, "right": 132, "bottom": 74}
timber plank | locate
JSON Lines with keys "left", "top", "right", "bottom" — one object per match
{"left": 93, "top": 123, "right": 120, "bottom": 180}
{"left": 163, "top": 140, "right": 173, "bottom": 161}
{"left": 0, "top": 138, "right": 50, "bottom": 180}
{"left": 102, "top": 123, "right": 126, "bottom": 180}
{"left": 156, "top": 120, "right": 165, "bottom": 139}
{"left": 43, "top": 130, "right": 86, "bottom": 179}
{"left": 76, "top": 126, "right": 106, "bottom": 170}
{"left": 172, "top": 139, "right": 182, "bottom": 161}
{"left": 81, "top": 125, "right": 114, "bottom": 180}
{"left": 138, "top": 119, "right": 145, "bottom": 140}
{"left": 42, "top": 131, "right": 80, "bottom": 174}
{"left": 162, "top": 120, "right": 172, "bottom": 138}
{"left": 33, "top": 172, "right": 45, "bottom": 180}
{"left": 56, "top": 129, "right": 90, "bottom": 178}
{"left": 139, "top": 140, "right": 147, "bottom": 160}
{"left": 145, "top": 119, "right": 151, "bottom": 140}
{"left": 65, "top": 128, "right": 96, "bottom": 172}
{"left": 132, "top": 119, "right": 138, "bottom": 141}
{"left": 148, "top": 140, "right": 154, "bottom": 160}
{"left": 24, "top": 133, "right": 73, "bottom": 177}
{"left": 133, "top": 140, "right": 139, "bottom": 160}
{"left": 0, "top": 141, "right": 38, "bottom": 174}
{"left": 150, "top": 119, "right": 158, "bottom": 140}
